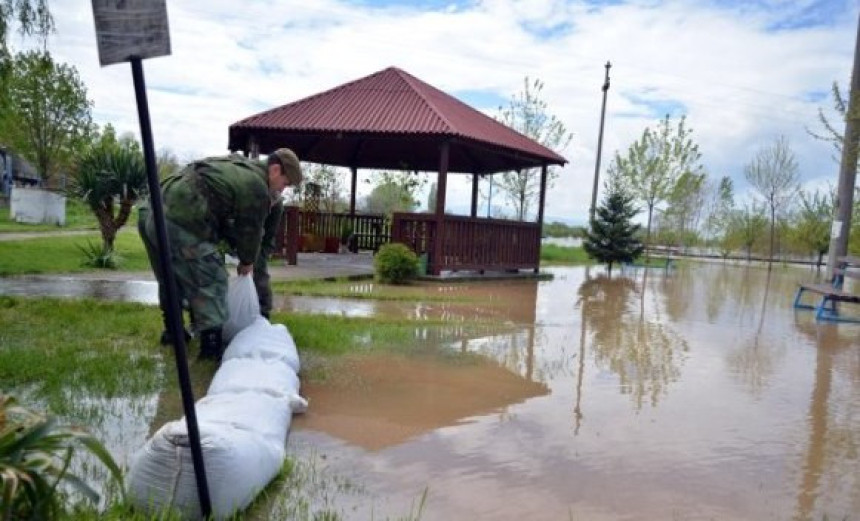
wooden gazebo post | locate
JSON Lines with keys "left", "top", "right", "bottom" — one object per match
{"left": 431, "top": 140, "right": 450, "bottom": 275}
{"left": 470, "top": 173, "right": 479, "bottom": 218}
{"left": 535, "top": 163, "right": 548, "bottom": 273}
{"left": 349, "top": 166, "right": 358, "bottom": 216}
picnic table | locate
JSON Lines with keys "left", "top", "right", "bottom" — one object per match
{"left": 794, "top": 256, "right": 860, "bottom": 322}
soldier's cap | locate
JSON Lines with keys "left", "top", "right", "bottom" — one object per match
{"left": 270, "top": 148, "right": 303, "bottom": 185}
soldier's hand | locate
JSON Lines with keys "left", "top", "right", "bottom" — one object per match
{"left": 237, "top": 263, "right": 254, "bottom": 276}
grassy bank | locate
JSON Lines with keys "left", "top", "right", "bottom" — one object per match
{"left": 539, "top": 244, "right": 592, "bottom": 265}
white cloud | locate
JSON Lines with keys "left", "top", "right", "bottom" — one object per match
{"left": 16, "top": 0, "right": 859, "bottom": 224}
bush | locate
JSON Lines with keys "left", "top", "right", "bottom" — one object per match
{"left": 374, "top": 243, "right": 419, "bottom": 284}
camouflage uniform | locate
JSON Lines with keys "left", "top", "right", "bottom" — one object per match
{"left": 255, "top": 201, "right": 284, "bottom": 317}
{"left": 138, "top": 155, "right": 273, "bottom": 333}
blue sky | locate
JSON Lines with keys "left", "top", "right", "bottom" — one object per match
{"left": 20, "top": 0, "right": 860, "bottom": 224}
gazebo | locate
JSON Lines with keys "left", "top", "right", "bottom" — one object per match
{"left": 228, "top": 66, "right": 567, "bottom": 275}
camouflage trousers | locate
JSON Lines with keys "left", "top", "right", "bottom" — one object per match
{"left": 137, "top": 205, "right": 228, "bottom": 333}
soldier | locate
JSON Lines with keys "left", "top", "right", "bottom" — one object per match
{"left": 138, "top": 148, "right": 302, "bottom": 360}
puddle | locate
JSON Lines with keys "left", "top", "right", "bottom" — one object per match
{"left": 3, "top": 263, "right": 859, "bottom": 520}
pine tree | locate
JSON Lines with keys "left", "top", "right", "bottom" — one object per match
{"left": 584, "top": 188, "right": 644, "bottom": 274}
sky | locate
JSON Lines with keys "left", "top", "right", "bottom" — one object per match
{"left": 10, "top": 0, "right": 860, "bottom": 225}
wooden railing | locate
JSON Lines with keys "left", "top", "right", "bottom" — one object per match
{"left": 392, "top": 213, "right": 541, "bottom": 274}
{"left": 278, "top": 207, "right": 390, "bottom": 264}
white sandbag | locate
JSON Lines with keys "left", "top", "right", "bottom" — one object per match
{"left": 127, "top": 420, "right": 284, "bottom": 520}
{"left": 207, "top": 358, "right": 301, "bottom": 404}
{"left": 222, "top": 274, "right": 260, "bottom": 342}
{"left": 223, "top": 316, "right": 301, "bottom": 373}
{"left": 193, "top": 392, "right": 292, "bottom": 450}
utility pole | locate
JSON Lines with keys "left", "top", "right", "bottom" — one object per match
{"left": 589, "top": 61, "right": 612, "bottom": 224}
{"left": 826, "top": 12, "right": 860, "bottom": 280}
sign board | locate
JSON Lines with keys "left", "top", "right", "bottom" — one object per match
{"left": 831, "top": 220, "right": 842, "bottom": 239}
{"left": 92, "top": 0, "right": 171, "bottom": 66}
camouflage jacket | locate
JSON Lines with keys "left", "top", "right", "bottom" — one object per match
{"left": 162, "top": 155, "right": 274, "bottom": 265}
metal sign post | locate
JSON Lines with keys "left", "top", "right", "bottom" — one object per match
{"left": 91, "top": 1, "right": 211, "bottom": 517}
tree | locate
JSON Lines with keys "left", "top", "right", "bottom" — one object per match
{"left": 808, "top": 82, "right": 859, "bottom": 170}
{"left": 703, "top": 176, "right": 734, "bottom": 244}
{"left": 490, "top": 77, "right": 572, "bottom": 220}
{"left": 790, "top": 188, "right": 835, "bottom": 268}
{"left": 68, "top": 124, "right": 147, "bottom": 256}
{"left": 0, "top": 50, "right": 93, "bottom": 185}
{"left": 726, "top": 203, "right": 768, "bottom": 261}
{"left": 612, "top": 114, "right": 703, "bottom": 250}
{"left": 302, "top": 164, "right": 346, "bottom": 212}
{"left": 0, "top": 0, "right": 53, "bottom": 51}
{"left": 744, "top": 135, "right": 800, "bottom": 264}
{"left": 661, "top": 170, "right": 707, "bottom": 248}
{"left": 583, "top": 179, "right": 643, "bottom": 274}
{"left": 363, "top": 170, "right": 424, "bottom": 215}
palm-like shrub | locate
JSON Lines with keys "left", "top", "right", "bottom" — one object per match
{"left": 68, "top": 125, "right": 148, "bottom": 259}
{"left": 1, "top": 395, "right": 123, "bottom": 520}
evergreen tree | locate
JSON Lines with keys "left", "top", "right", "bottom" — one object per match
{"left": 584, "top": 187, "right": 644, "bottom": 274}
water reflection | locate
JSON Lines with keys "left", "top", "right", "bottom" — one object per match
{"left": 0, "top": 276, "right": 158, "bottom": 304}
{"left": 577, "top": 270, "right": 688, "bottom": 409}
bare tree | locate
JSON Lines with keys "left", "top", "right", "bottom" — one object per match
{"left": 490, "top": 77, "right": 572, "bottom": 220}
{"left": 744, "top": 136, "right": 800, "bottom": 264}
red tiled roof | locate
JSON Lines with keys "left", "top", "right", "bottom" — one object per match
{"left": 228, "top": 67, "right": 567, "bottom": 174}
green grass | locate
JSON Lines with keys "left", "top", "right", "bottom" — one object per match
{"left": 539, "top": 244, "right": 593, "bottom": 265}
{"left": 0, "top": 198, "right": 104, "bottom": 232}
{"left": 0, "top": 229, "right": 150, "bottom": 275}
{"left": 272, "top": 278, "right": 478, "bottom": 302}
{"left": 0, "top": 296, "right": 475, "bottom": 519}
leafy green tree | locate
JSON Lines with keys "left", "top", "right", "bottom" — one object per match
{"left": 704, "top": 176, "right": 734, "bottom": 244}
{"left": 364, "top": 170, "right": 423, "bottom": 215}
{"left": 302, "top": 164, "right": 346, "bottom": 212}
{"left": 583, "top": 181, "right": 643, "bottom": 274}
{"left": 0, "top": 50, "right": 93, "bottom": 185}
{"left": 662, "top": 170, "right": 707, "bottom": 248}
{"left": 0, "top": 0, "right": 53, "bottom": 51}
{"left": 744, "top": 135, "right": 800, "bottom": 264}
{"left": 790, "top": 188, "right": 835, "bottom": 268}
{"left": 491, "top": 77, "right": 572, "bottom": 220}
{"left": 808, "top": 82, "right": 859, "bottom": 169}
{"left": 611, "top": 114, "right": 703, "bottom": 249}
{"left": 726, "top": 203, "right": 768, "bottom": 261}
{"left": 68, "top": 125, "right": 147, "bottom": 256}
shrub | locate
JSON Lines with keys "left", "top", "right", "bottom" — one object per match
{"left": 374, "top": 243, "right": 419, "bottom": 284}
{"left": 0, "top": 395, "right": 123, "bottom": 520}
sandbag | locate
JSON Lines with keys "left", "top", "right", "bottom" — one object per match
{"left": 222, "top": 274, "right": 260, "bottom": 342}
{"left": 127, "top": 420, "right": 284, "bottom": 520}
{"left": 193, "top": 392, "right": 292, "bottom": 449}
{"left": 223, "top": 316, "right": 301, "bottom": 373}
{"left": 207, "top": 358, "right": 301, "bottom": 406}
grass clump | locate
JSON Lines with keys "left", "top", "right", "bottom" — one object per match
{"left": 374, "top": 243, "right": 419, "bottom": 284}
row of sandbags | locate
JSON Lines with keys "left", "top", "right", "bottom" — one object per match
{"left": 128, "top": 277, "right": 306, "bottom": 520}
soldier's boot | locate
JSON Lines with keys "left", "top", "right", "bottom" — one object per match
{"left": 159, "top": 312, "right": 192, "bottom": 346}
{"left": 198, "top": 328, "right": 224, "bottom": 361}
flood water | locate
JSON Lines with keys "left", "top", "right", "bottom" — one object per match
{"left": 282, "top": 263, "right": 860, "bottom": 521}
{"left": 3, "top": 262, "right": 859, "bottom": 520}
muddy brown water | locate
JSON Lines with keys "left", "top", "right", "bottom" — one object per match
{"left": 3, "top": 262, "right": 859, "bottom": 520}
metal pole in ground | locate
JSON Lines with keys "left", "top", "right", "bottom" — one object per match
{"left": 130, "top": 57, "right": 213, "bottom": 518}
{"left": 90, "top": 3, "right": 210, "bottom": 514}
{"left": 826, "top": 12, "right": 860, "bottom": 281}
{"left": 589, "top": 61, "right": 612, "bottom": 224}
